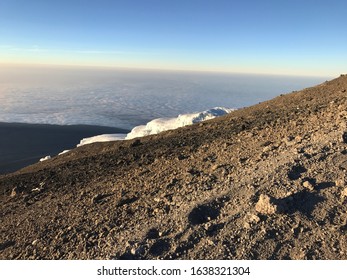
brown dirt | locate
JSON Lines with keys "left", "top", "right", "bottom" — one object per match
{"left": 1, "top": 75, "right": 347, "bottom": 260}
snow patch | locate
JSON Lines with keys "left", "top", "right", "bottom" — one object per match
{"left": 39, "top": 155, "right": 51, "bottom": 162}
{"left": 77, "top": 107, "right": 233, "bottom": 147}
{"left": 77, "top": 134, "right": 127, "bottom": 147}
{"left": 126, "top": 107, "right": 233, "bottom": 139}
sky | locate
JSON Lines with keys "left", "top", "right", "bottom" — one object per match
{"left": 0, "top": 0, "right": 346, "bottom": 76}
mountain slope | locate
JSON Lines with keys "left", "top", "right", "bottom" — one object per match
{"left": 1, "top": 75, "right": 347, "bottom": 260}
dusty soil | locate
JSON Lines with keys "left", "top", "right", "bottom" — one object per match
{"left": 1, "top": 75, "right": 347, "bottom": 260}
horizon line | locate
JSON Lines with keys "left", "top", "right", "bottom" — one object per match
{"left": 0, "top": 61, "right": 333, "bottom": 79}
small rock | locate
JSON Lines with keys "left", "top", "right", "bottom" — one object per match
{"left": 10, "top": 187, "right": 18, "bottom": 197}
{"left": 91, "top": 195, "right": 99, "bottom": 204}
{"left": 335, "top": 179, "right": 344, "bottom": 187}
{"left": 341, "top": 188, "right": 347, "bottom": 198}
{"left": 130, "top": 248, "right": 137, "bottom": 255}
{"left": 295, "top": 136, "right": 303, "bottom": 143}
{"left": 244, "top": 213, "right": 261, "bottom": 229}
{"left": 303, "top": 180, "right": 315, "bottom": 191}
{"left": 32, "top": 239, "right": 39, "bottom": 246}
{"left": 248, "top": 213, "right": 260, "bottom": 224}
{"left": 255, "top": 194, "right": 277, "bottom": 215}
{"left": 211, "top": 164, "right": 220, "bottom": 171}
{"left": 207, "top": 239, "right": 214, "bottom": 245}
{"left": 130, "top": 139, "right": 142, "bottom": 147}
{"left": 262, "top": 146, "right": 272, "bottom": 153}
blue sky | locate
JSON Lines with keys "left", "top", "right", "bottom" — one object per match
{"left": 0, "top": 0, "right": 346, "bottom": 76}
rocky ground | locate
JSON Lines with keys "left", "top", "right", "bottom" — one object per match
{"left": 1, "top": 75, "right": 347, "bottom": 260}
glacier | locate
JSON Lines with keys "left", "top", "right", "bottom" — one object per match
{"left": 77, "top": 107, "right": 233, "bottom": 147}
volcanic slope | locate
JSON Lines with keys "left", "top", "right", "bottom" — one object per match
{"left": 1, "top": 75, "right": 347, "bottom": 260}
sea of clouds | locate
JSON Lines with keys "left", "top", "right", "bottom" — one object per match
{"left": 0, "top": 66, "right": 325, "bottom": 130}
